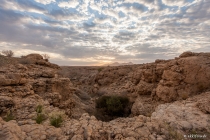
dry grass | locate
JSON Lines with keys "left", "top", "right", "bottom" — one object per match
{"left": 49, "top": 111, "right": 66, "bottom": 127}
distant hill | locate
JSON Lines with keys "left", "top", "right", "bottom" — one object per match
{"left": 104, "top": 62, "right": 133, "bottom": 66}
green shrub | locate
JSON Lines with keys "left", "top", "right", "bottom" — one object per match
{"left": 4, "top": 110, "right": 14, "bottom": 122}
{"left": 95, "top": 95, "right": 130, "bottom": 119}
{"left": 35, "top": 113, "right": 46, "bottom": 124}
{"left": 34, "top": 105, "right": 46, "bottom": 124}
{"left": 36, "top": 105, "right": 43, "bottom": 113}
{"left": 50, "top": 114, "right": 63, "bottom": 128}
{"left": 98, "top": 67, "right": 103, "bottom": 72}
{"left": 96, "top": 96, "right": 110, "bottom": 108}
{"left": 106, "top": 96, "right": 124, "bottom": 116}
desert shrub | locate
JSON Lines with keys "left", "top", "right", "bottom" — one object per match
{"left": 96, "top": 96, "right": 110, "bottom": 108}
{"left": 36, "top": 104, "right": 43, "bottom": 113}
{"left": 42, "top": 54, "right": 50, "bottom": 61}
{"left": 50, "top": 112, "right": 64, "bottom": 127}
{"left": 1, "top": 50, "right": 14, "bottom": 57}
{"left": 95, "top": 95, "right": 130, "bottom": 121}
{"left": 98, "top": 67, "right": 103, "bottom": 72}
{"left": 35, "top": 104, "right": 47, "bottom": 124}
{"left": 4, "top": 110, "right": 14, "bottom": 122}
{"left": 35, "top": 113, "right": 46, "bottom": 124}
{"left": 106, "top": 96, "right": 124, "bottom": 116}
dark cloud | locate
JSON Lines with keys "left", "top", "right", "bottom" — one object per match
{"left": 125, "top": 43, "right": 170, "bottom": 54}
{"left": 0, "top": 8, "right": 23, "bottom": 23}
{"left": 112, "top": 31, "right": 137, "bottom": 42}
{"left": 16, "top": 0, "right": 46, "bottom": 12}
{"left": 83, "top": 22, "right": 96, "bottom": 28}
{"left": 43, "top": 18, "right": 63, "bottom": 25}
{"left": 48, "top": 9, "right": 68, "bottom": 17}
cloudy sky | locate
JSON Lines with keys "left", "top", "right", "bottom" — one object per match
{"left": 0, "top": 0, "right": 210, "bottom": 66}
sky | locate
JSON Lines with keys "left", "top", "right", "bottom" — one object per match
{"left": 0, "top": 0, "right": 210, "bottom": 66}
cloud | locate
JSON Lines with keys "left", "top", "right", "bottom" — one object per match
{"left": 34, "top": 0, "right": 55, "bottom": 5}
{"left": 16, "top": 0, "right": 46, "bottom": 11}
{"left": 58, "top": 1, "right": 79, "bottom": 9}
{"left": 0, "top": 0, "right": 47, "bottom": 14}
{"left": 162, "top": 0, "right": 189, "bottom": 7}
{"left": 0, "top": 0, "right": 209, "bottom": 65}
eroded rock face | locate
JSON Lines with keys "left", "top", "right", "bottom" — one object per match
{"left": 0, "top": 96, "right": 14, "bottom": 115}
{"left": 58, "top": 52, "right": 210, "bottom": 118}
{"left": 0, "top": 73, "right": 27, "bottom": 86}
{"left": 131, "top": 96, "right": 160, "bottom": 117}
{"left": 0, "top": 118, "right": 26, "bottom": 140}
{"left": 0, "top": 52, "right": 210, "bottom": 140}
{"left": 156, "top": 55, "right": 210, "bottom": 102}
{"left": 0, "top": 54, "right": 92, "bottom": 122}
{"left": 22, "top": 53, "right": 59, "bottom": 69}
{"left": 152, "top": 92, "right": 210, "bottom": 132}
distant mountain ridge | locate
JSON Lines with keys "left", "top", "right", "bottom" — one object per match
{"left": 104, "top": 62, "right": 133, "bottom": 66}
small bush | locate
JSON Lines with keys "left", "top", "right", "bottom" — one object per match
{"left": 95, "top": 95, "right": 130, "bottom": 121}
{"left": 4, "top": 110, "right": 14, "bottom": 122}
{"left": 1, "top": 50, "right": 14, "bottom": 57}
{"left": 50, "top": 112, "right": 64, "bottom": 127}
{"left": 35, "top": 113, "right": 46, "bottom": 124}
{"left": 35, "top": 105, "right": 46, "bottom": 124}
{"left": 36, "top": 105, "right": 43, "bottom": 113}
{"left": 106, "top": 96, "right": 124, "bottom": 116}
{"left": 42, "top": 54, "right": 50, "bottom": 61}
{"left": 96, "top": 96, "right": 110, "bottom": 108}
{"left": 98, "top": 67, "right": 103, "bottom": 72}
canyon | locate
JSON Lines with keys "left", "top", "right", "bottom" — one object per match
{"left": 0, "top": 51, "right": 209, "bottom": 140}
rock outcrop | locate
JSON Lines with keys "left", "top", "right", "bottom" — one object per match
{"left": 152, "top": 92, "right": 210, "bottom": 131}
{"left": 0, "top": 52, "right": 210, "bottom": 140}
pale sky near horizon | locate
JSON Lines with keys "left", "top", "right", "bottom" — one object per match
{"left": 0, "top": 0, "right": 210, "bottom": 66}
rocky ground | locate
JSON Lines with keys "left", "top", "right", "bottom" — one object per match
{"left": 0, "top": 52, "right": 210, "bottom": 140}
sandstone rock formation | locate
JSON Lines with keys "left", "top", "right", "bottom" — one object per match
{"left": 0, "top": 52, "right": 210, "bottom": 140}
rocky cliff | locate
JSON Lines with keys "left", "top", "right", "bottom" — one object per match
{"left": 0, "top": 52, "right": 209, "bottom": 140}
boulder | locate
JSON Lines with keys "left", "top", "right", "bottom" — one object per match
{"left": 0, "top": 118, "right": 26, "bottom": 140}
{"left": 151, "top": 92, "right": 210, "bottom": 131}
{"left": 24, "top": 54, "right": 43, "bottom": 60}
{"left": 135, "top": 81, "right": 154, "bottom": 95}
{"left": 179, "top": 51, "right": 194, "bottom": 58}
